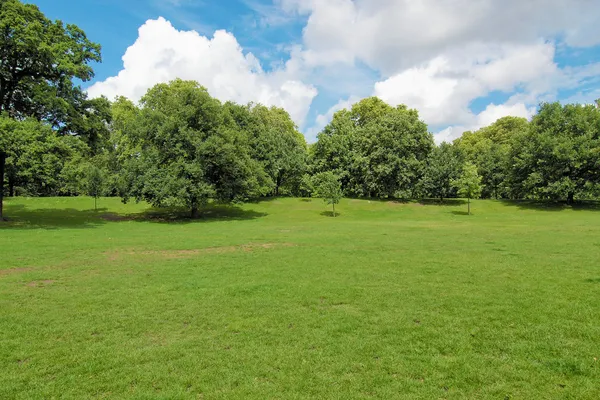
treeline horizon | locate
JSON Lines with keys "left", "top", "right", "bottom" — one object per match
{"left": 1, "top": 0, "right": 600, "bottom": 219}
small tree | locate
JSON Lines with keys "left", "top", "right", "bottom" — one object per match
{"left": 453, "top": 162, "right": 483, "bottom": 215}
{"left": 84, "top": 165, "right": 104, "bottom": 211}
{"left": 313, "top": 172, "right": 343, "bottom": 217}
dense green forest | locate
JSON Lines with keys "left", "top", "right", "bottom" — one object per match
{"left": 1, "top": 0, "right": 600, "bottom": 219}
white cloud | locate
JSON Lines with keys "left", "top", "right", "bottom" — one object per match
{"left": 87, "top": 17, "right": 317, "bottom": 127}
{"left": 274, "top": 0, "right": 600, "bottom": 140}
{"left": 374, "top": 42, "right": 556, "bottom": 129}
{"left": 279, "top": 0, "right": 600, "bottom": 75}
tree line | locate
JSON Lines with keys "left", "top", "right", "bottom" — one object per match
{"left": 1, "top": 0, "right": 600, "bottom": 219}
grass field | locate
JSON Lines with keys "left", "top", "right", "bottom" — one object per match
{"left": 1, "top": 197, "right": 599, "bottom": 399}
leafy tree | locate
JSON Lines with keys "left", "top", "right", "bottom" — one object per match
{"left": 312, "top": 98, "right": 434, "bottom": 199}
{"left": 453, "top": 162, "right": 483, "bottom": 215}
{"left": 455, "top": 117, "right": 528, "bottom": 199}
{"left": 226, "top": 103, "right": 308, "bottom": 196}
{"left": 117, "top": 80, "right": 265, "bottom": 218}
{"left": 299, "top": 174, "right": 314, "bottom": 198}
{"left": 83, "top": 164, "right": 103, "bottom": 211}
{"left": 313, "top": 172, "right": 343, "bottom": 217}
{"left": 420, "top": 142, "right": 462, "bottom": 202}
{"left": 311, "top": 109, "right": 356, "bottom": 192}
{"left": 0, "top": 0, "right": 101, "bottom": 218}
{"left": 508, "top": 102, "right": 600, "bottom": 203}
{"left": 0, "top": 116, "right": 83, "bottom": 198}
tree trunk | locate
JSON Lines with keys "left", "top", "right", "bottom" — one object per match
{"left": 0, "top": 152, "right": 5, "bottom": 221}
{"left": 567, "top": 191, "right": 575, "bottom": 205}
{"left": 468, "top": 197, "right": 471, "bottom": 215}
{"left": 191, "top": 206, "right": 199, "bottom": 219}
{"left": 333, "top": 203, "right": 336, "bottom": 217}
{"left": 94, "top": 196, "right": 97, "bottom": 211}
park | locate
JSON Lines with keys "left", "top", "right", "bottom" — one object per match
{"left": 1, "top": 197, "right": 600, "bottom": 398}
{"left": 2, "top": 0, "right": 600, "bottom": 398}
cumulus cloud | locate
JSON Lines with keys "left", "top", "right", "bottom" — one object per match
{"left": 373, "top": 42, "right": 556, "bottom": 135}
{"left": 87, "top": 17, "right": 317, "bottom": 127}
{"left": 279, "top": 0, "right": 600, "bottom": 74}
{"left": 281, "top": 0, "right": 600, "bottom": 140}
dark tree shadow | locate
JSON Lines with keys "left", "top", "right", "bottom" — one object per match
{"left": 584, "top": 278, "right": 600, "bottom": 284}
{"left": 300, "top": 198, "right": 312, "bottom": 202}
{"left": 0, "top": 204, "right": 109, "bottom": 230}
{"left": 134, "top": 205, "right": 267, "bottom": 224}
{"left": 420, "top": 198, "right": 467, "bottom": 206}
{"left": 0, "top": 203, "right": 267, "bottom": 230}
{"left": 451, "top": 211, "right": 471, "bottom": 216}
{"left": 500, "top": 200, "right": 600, "bottom": 212}
{"left": 320, "top": 211, "right": 341, "bottom": 218}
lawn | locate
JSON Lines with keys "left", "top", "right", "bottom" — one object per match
{"left": 1, "top": 197, "right": 599, "bottom": 399}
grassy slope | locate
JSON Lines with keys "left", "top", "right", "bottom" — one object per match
{"left": 0, "top": 197, "right": 599, "bottom": 399}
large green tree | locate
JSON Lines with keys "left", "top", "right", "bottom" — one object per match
{"left": 0, "top": 0, "right": 101, "bottom": 218}
{"left": 509, "top": 102, "right": 600, "bottom": 203}
{"left": 312, "top": 97, "right": 433, "bottom": 199}
{"left": 420, "top": 142, "right": 463, "bottom": 202}
{"left": 455, "top": 116, "right": 529, "bottom": 199}
{"left": 226, "top": 102, "right": 308, "bottom": 196}
{"left": 117, "top": 80, "right": 266, "bottom": 218}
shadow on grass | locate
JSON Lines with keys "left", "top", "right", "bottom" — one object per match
{"left": 0, "top": 204, "right": 110, "bottom": 230}
{"left": 0, "top": 203, "right": 267, "bottom": 230}
{"left": 500, "top": 200, "right": 600, "bottom": 212}
{"left": 420, "top": 199, "right": 467, "bottom": 206}
{"left": 584, "top": 278, "right": 600, "bottom": 284}
{"left": 300, "top": 199, "right": 312, "bottom": 202}
{"left": 320, "top": 211, "right": 341, "bottom": 218}
{"left": 451, "top": 211, "right": 471, "bottom": 216}
{"left": 134, "top": 205, "right": 267, "bottom": 224}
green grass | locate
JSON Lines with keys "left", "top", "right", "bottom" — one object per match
{"left": 1, "top": 197, "right": 599, "bottom": 399}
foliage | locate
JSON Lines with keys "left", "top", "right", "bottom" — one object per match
{"left": 312, "top": 171, "right": 343, "bottom": 216}
{"left": 227, "top": 103, "right": 308, "bottom": 196}
{"left": 116, "top": 80, "right": 266, "bottom": 217}
{"left": 508, "top": 102, "right": 600, "bottom": 203}
{"left": 312, "top": 97, "right": 434, "bottom": 199}
{"left": 0, "top": 0, "right": 102, "bottom": 217}
{"left": 82, "top": 164, "right": 103, "bottom": 210}
{"left": 0, "top": 116, "right": 85, "bottom": 197}
{"left": 455, "top": 116, "right": 529, "bottom": 199}
{"left": 419, "top": 142, "right": 463, "bottom": 201}
{"left": 453, "top": 162, "right": 483, "bottom": 214}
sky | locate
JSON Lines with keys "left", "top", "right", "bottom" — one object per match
{"left": 28, "top": 0, "right": 600, "bottom": 143}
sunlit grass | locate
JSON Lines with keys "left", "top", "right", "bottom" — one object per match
{"left": 1, "top": 197, "right": 599, "bottom": 399}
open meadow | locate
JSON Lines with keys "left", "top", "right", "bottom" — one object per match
{"left": 1, "top": 197, "right": 599, "bottom": 399}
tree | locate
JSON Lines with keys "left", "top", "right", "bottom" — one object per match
{"left": 455, "top": 116, "right": 528, "bottom": 199}
{"left": 83, "top": 164, "right": 103, "bottom": 211}
{"left": 0, "top": 116, "right": 84, "bottom": 198}
{"left": 508, "top": 102, "right": 600, "bottom": 204}
{"left": 226, "top": 102, "right": 308, "bottom": 196}
{"left": 453, "top": 162, "right": 483, "bottom": 215}
{"left": 312, "top": 97, "right": 434, "bottom": 199}
{"left": 116, "top": 80, "right": 265, "bottom": 218}
{"left": 420, "top": 142, "right": 463, "bottom": 202}
{"left": 0, "top": 0, "right": 101, "bottom": 219}
{"left": 313, "top": 172, "right": 343, "bottom": 217}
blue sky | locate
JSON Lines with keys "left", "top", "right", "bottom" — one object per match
{"left": 28, "top": 0, "right": 600, "bottom": 143}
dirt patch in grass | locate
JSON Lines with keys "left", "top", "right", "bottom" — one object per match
{"left": 0, "top": 267, "right": 33, "bottom": 276}
{"left": 26, "top": 280, "right": 56, "bottom": 287}
{"left": 105, "top": 242, "right": 295, "bottom": 261}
